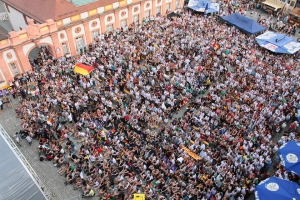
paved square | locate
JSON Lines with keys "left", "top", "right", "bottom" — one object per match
{"left": 0, "top": 98, "right": 96, "bottom": 200}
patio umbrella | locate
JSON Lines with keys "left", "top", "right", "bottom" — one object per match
{"left": 74, "top": 63, "right": 94, "bottom": 76}
{"left": 255, "top": 177, "right": 300, "bottom": 200}
{"left": 278, "top": 141, "right": 300, "bottom": 175}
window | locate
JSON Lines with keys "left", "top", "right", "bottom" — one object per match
{"left": 5, "top": 4, "right": 10, "bottom": 13}
{"left": 166, "top": 3, "right": 171, "bottom": 12}
{"left": 145, "top": 10, "right": 150, "bottom": 18}
{"left": 156, "top": 7, "right": 161, "bottom": 15}
{"left": 61, "top": 42, "right": 68, "bottom": 55}
{"left": 133, "top": 15, "right": 139, "bottom": 24}
{"left": 121, "top": 19, "right": 127, "bottom": 28}
{"left": 75, "top": 36, "right": 84, "bottom": 48}
{"left": 107, "top": 24, "right": 113, "bottom": 32}
{"left": 11, "top": 63, "right": 19, "bottom": 75}
{"left": 23, "top": 14, "right": 28, "bottom": 25}
{"left": 290, "top": 1, "right": 295, "bottom": 7}
{"left": 92, "top": 30, "right": 99, "bottom": 39}
{"left": 175, "top": 0, "right": 179, "bottom": 8}
{"left": 76, "top": 36, "right": 85, "bottom": 54}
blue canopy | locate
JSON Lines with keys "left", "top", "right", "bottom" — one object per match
{"left": 256, "top": 31, "right": 300, "bottom": 54}
{"left": 221, "top": 13, "right": 266, "bottom": 34}
{"left": 255, "top": 177, "right": 300, "bottom": 200}
{"left": 188, "top": 0, "right": 220, "bottom": 13}
{"left": 278, "top": 141, "right": 300, "bottom": 175}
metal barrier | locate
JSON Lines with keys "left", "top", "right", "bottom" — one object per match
{"left": 0, "top": 124, "right": 51, "bottom": 200}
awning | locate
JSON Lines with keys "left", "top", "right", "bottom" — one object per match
{"left": 0, "top": 84, "right": 10, "bottom": 90}
{"left": 262, "top": 1, "right": 284, "bottom": 10}
{"left": 290, "top": 8, "right": 300, "bottom": 17}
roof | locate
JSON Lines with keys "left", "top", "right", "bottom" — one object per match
{"left": 2, "top": 0, "right": 119, "bottom": 23}
{"left": 262, "top": 1, "right": 284, "bottom": 10}
{"left": 290, "top": 8, "right": 300, "bottom": 17}
{"left": 0, "top": 25, "right": 10, "bottom": 40}
{"left": 0, "top": 132, "right": 47, "bottom": 200}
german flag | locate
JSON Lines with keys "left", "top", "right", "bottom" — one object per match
{"left": 124, "top": 89, "right": 130, "bottom": 95}
{"left": 214, "top": 43, "right": 220, "bottom": 50}
{"left": 74, "top": 63, "right": 94, "bottom": 76}
{"left": 47, "top": 118, "right": 53, "bottom": 126}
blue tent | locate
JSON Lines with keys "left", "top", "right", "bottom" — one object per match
{"left": 278, "top": 141, "right": 300, "bottom": 175}
{"left": 255, "top": 177, "right": 300, "bottom": 200}
{"left": 188, "top": 0, "right": 220, "bottom": 13}
{"left": 256, "top": 31, "right": 300, "bottom": 54}
{"left": 220, "top": 13, "right": 266, "bottom": 34}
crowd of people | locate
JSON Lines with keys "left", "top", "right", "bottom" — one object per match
{"left": 6, "top": 3, "right": 300, "bottom": 200}
{"left": 256, "top": 14, "right": 297, "bottom": 36}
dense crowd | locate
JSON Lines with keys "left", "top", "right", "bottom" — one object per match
{"left": 256, "top": 14, "right": 297, "bottom": 36}
{"left": 7, "top": 3, "right": 300, "bottom": 200}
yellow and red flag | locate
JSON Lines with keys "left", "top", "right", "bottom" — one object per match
{"left": 74, "top": 63, "right": 94, "bottom": 76}
{"left": 47, "top": 118, "right": 53, "bottom": 126}
{"left": 214, "top": 43, "right": 220, "bottom": 50}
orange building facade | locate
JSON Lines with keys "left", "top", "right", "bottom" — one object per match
{"left": 0, "top": 0, "right": 184, "bottom": 88}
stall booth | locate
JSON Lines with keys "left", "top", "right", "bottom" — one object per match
{"left": 289, "top": 7, "right": 300, "bottom": 27}
{"left": 261, "top": 0, "right": 285, "bottom": 15}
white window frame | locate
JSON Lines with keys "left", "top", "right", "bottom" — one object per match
{"left": 107, "top": 24, "right": 114, "bottom": 32}
{"left": 75, "top": 36, "right": 85, "bottom": 54}
{"left": 92, "top": 30, "right": 99, "bottom": 39}
{"left": 121, "top": 19, "right": 127, "bottom": 28}
{"left": 76, "top": 36, "right": 84, "bottom": 48}
{"left": 61, "top": 42, "right": 68, "bottom": 55}
{"left": 133, "top": 15, "right": 139, "bottom": 24}
{"left": 145, "top": 10, "right": 150, "bottom": 18}
{"left": 11, "top": 63, "right": 19, "bottom": 75}
{"left": 156, "top": 6, "right": 161, "bottom": 15}
{"left": 175, "top": 0, "right": 179, "bottom": 8}
{"left": 166, "top": 3, "right": 171, "bottom": 12}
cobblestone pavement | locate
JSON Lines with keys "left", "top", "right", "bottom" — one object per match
{"left": 0, "top": 97, "right": 94, "bottom": 200}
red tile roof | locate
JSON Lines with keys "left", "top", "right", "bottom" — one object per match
{"left": 2, "top": 0, "right": 119, "bottom": 23}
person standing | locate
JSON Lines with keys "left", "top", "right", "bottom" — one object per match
{"left": 19, "top": 87, "right": 26, "bottom": 99}
{"left": 9, "top": 81, "right": 14, "bottom": 89}
{"left": 11, "top": 88, "right": 16, "bottom": 99}
{"left": 25, "top": 135, "right": 32, "bottom": 146}
{"left": 13, "top": 132, "right": 21, "bottom": 146}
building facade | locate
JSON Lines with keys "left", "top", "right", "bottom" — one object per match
{"left": 0, "top": 0, "right": 184, "bottom": 88}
